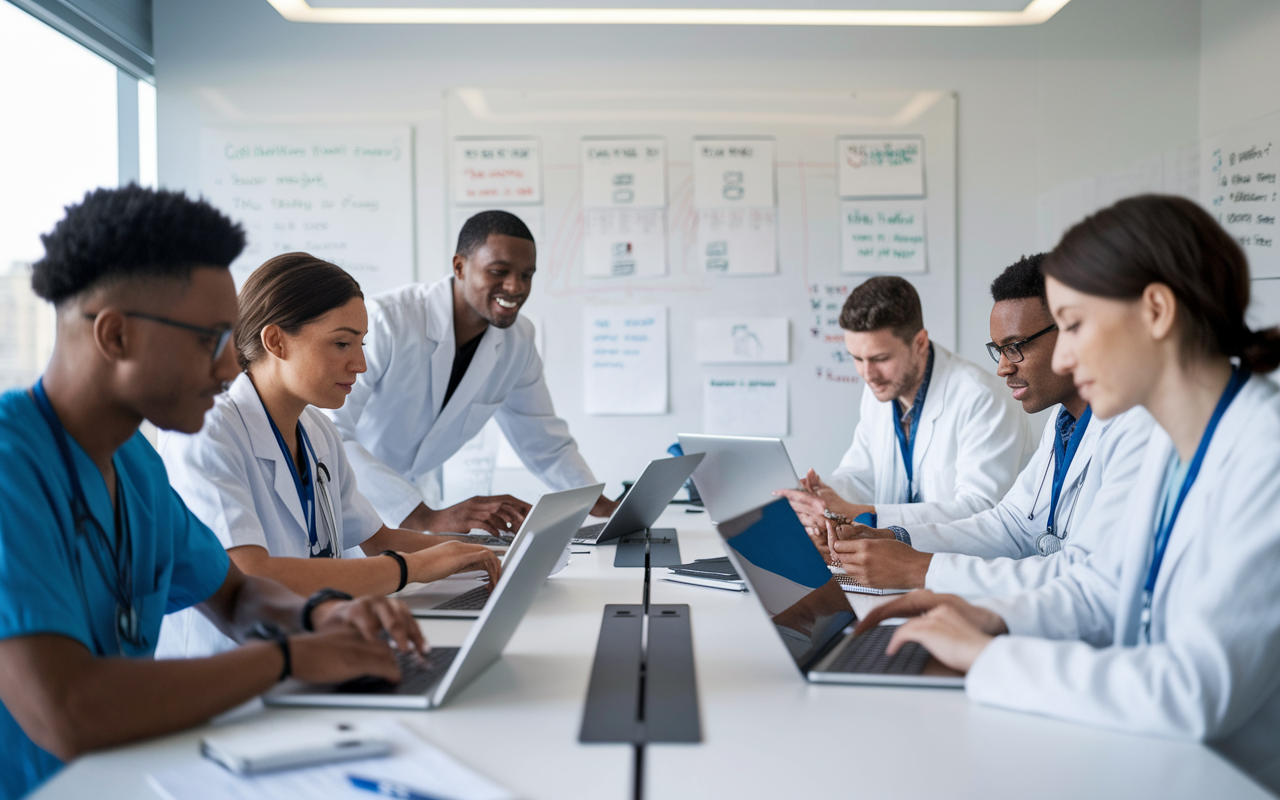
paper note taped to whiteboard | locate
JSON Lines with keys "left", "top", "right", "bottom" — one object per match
{"left": 693, "top": 138, "right": 776, "bottom": 209}
{"left": 584, "top": 306, "right": 667, "bottom": 415}
{"left": 837, "top": 136, "right": 925, "bottom": 198}
{"left": 840, "top": 200, "right": 926, "bottom": 274}
{"left": 453, "top": 138, "right": 542, "bottom": 205}
{"left": 695, "top": 318, "right": 788, "bottom": 364}
{"left": 581, "top": 139, "right": 667, "bottom": 209}
{"left": 704, "top": 377, "right": 788, "bottom": 438}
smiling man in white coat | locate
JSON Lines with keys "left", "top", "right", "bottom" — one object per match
{"left": 791, "top": 276, "right": 1032, "bottom": 533}
{"left": 328, "top": 211, "right": 617, "bottom": 535}
{"left": 799, "top": 255, "right": 1154, "bottom": 594}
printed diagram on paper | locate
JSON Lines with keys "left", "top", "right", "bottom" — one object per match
{"left": 840, "top": 200, "right": 927, "bottom": 274}
{"left": 581, "top": 139, "right": 668, "bottom": 279}
{"left": 453, "top": 138, "right": 542, "bottom": 205}
{"left": 808, "top": 284, "right": 860, "bottom": 385}
{"left": 693, "top": 138, "right": 777, "bottom": 275}
{"left": 695, "top": 318, "right": 788, "bottom": 364}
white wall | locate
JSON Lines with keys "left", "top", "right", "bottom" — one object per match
{"left": 153, "top": 0, "right": 1201, "bottom": 493}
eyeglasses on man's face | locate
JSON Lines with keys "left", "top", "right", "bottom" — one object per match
{"left": 84, "top": 311, "right": 233, "bottom": 362}
{"left": 986, "top": 323, "right": 1057, "bottom": 364}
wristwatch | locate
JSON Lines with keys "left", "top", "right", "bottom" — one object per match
{"left": 248, "top": 621, "right": 292, "bottom": 682}
{"left": 302, "top": 587, "right": 353, "bottom": 632}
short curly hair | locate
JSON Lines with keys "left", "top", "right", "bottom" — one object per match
{"left": 838, "top": 276, "right": 924, "bottom": 344}
{"left": 990, "top": 253, "right": 1048, "bottom": 308}
{"left": 32, "top": 184, "right": 245, "bottom": 305}
{"left": 455, "top": 210, "right": 534, "bottom": 258}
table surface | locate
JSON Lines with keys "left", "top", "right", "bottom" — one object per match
{"left": 34, "top": 505, "right": 1273, "bottom": 800}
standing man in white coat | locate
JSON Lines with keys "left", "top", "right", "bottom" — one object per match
{"left": 786, "top": 254, "right": 1153, "bottom": 594}
{"left": 793, "top": 276, "right": 1032, "bottom": 531}
{"left": 329, "top": 211, "right": 617, "bottom": 535}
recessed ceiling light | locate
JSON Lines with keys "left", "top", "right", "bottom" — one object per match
{"left": 265, "top": 0, "right": 1072, "bottom": 26}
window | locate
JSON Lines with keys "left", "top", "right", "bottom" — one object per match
{"left": 0, "top": 1, "right": 155, "bottom": 391}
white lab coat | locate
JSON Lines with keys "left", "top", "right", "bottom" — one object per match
{"left": 828, "top": 343, "right": 1033, "bottom": 527}
{"left": 327, "top": 277, "right": 596, "bottom": 527}
{"left": 967, "top": 374, "right": 1280, "bottom": 793}
{"left": 915, "top": 405, "right": 1154, "bottom": 597}
{"left": 154, "top": 373, "right": 384, "bottom": 657}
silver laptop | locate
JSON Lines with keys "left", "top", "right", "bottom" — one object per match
{"left": 717, "top": 498, "right": 964, "bottom": 688}
{"left": 677, "top": 434, "right": 801, "bottom": 522}
{"left": 398, "top": 483, "right": 604, "bottom": 618}
{"left": 573, "top": 453, "right": 704, "bottom": 545}
{"left": 264, "top": 483, "right": 603, "bottom": 710}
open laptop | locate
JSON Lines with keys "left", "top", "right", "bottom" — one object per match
{"left": 397, "top": 483, "right": 604, "bottom": 618}
{"left": 717, "top": 498, "right": 964, "bottom": 688}
{"left": 264, "top": 483, "right": 602, "bottom": 710}
{"left": 572, "top": 453, "right": 704, "bottom": 545}
{"left": 677, "top": 434, "right": 801, "bottom": 522}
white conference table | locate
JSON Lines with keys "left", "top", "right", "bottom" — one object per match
{"left": 34, "top": 505, "right": 1274, "bottom": 800}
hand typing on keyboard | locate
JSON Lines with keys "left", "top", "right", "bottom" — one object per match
{"left": 852, "top": 590, "right": 1010, "bottom": 674}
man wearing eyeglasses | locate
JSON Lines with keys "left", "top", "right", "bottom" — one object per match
{"left": 0, "top": 186, "right": 428, "bottom": 798}
{"left": 787, "top": 255, "right": 1154, "bottom": 594}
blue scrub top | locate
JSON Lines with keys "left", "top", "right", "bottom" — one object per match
{"left": 0, "top": 388, "right": 231, "bottom": 798}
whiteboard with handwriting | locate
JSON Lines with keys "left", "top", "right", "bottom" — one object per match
{"left": 1202, "top": 110, "right": 1280, "bottom": 280}
{"left": 200, "top": 126, "right": 413, "bottom": 295}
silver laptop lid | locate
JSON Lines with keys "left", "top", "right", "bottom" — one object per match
{"left": 596, "top": 453, "right": 704, "bottom": 542}
{"left": 677, "top": 434, "right": 800, "bottom": 522}
{"left": 430, "top": 482, "right": 603, "bottom": 707}
{"left": 715, "top": 499, "right": 856, "bottom": 674}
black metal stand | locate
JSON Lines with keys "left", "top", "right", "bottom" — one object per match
{"left": 613, "top": 528, "right": 681, "bottom": 568}
{"left": 579, "top": 604, "right": 701, "bottom": 744}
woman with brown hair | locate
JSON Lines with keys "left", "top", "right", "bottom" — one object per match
{"left": 156, "top": 252, "right": 501, "bottom": 658}
{"left": 852, "top": 195, "right": 1280, "bottom": 792}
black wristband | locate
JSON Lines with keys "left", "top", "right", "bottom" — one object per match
{"left": 302, "top": 587, "right": 353, "bottom": 632}
{"left": 249, "top": 621, "right": 291, "bottom": 682}
{"left": 381, "top": 550, "right": 408, "bottom": 592}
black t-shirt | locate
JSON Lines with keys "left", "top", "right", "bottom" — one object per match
{"left": 442, "top": 332, "right": 484, "bottom": 410}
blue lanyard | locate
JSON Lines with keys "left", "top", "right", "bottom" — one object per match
{"left": 30, "top": 378, "right": 141, "bottom": 652}
{"left": 263, "top": 408, "right": 325, "bottom": 555}
{"left": 891, "top": 345, "right": 933, "bottom": 504}
{"left": 1046, "top": 407, "right": 1092, "bottom": 535}
{"left": 1141, "top": 368, "right": 1249, "bottom": 635}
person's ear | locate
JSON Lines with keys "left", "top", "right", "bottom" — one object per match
{"left": 1142, "top": 283, "right": 1178, "bottom": 343}
{"left": 452, "top": 252, "right": 467, "bottom": 280}
{"left": 260, "top": 324, "right": 288, "bottom": 361}
{"left": 89, "top": 308, "right": 129, "bottom": 363}
{"left": 914, "top": 328, "right": 929, "bottom": 355}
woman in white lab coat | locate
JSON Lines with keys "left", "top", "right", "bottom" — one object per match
{"left": 855, "top": 194, "right": 1280, "bottom": 792}
{"left": 157, "top": 253, "right": 501, "bottom": 658}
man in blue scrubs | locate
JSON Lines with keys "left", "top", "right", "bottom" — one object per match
{"left": 0, "top": 186, "right": 427, "bottom": 798}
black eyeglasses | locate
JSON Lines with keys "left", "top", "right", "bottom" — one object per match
{"left": 986, "top": 323, "right": 1057, "bottom": 364}
{"left": 85, "top": 311, "right": 233, "bottom": 361}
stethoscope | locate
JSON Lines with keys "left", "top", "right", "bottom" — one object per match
{"left": 1026, "top": 451, "right": 1092, "bottom": 556}
{"left": 31, "top": 379, "right": 144, "bottom": 654}
{"left": 300, "top": 430, "right": 340, "bottom": 559}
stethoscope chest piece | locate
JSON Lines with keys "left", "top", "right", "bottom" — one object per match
{"left": 1036, "top": 531, "right": 1064, "bottom": 557}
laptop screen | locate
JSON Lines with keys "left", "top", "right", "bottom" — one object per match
{"left": 716, "top": 499, "right": 856, "bottom": 671}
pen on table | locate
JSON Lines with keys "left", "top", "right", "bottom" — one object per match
{"left": 348, "top": 774, "right": 455, "bottom": 800}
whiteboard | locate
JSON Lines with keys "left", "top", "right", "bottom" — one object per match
{"left": 1201, "top": 109, "right": 1280, "bottom": 280}
{"left": 442, "top": 90, "right": 957, "bottom": 494}
{"left": 199, "top": 126, "right": 414, "bottom": 295}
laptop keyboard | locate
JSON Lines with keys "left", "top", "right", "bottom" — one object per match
{"left": 334, "top": 647, "right": 460, "bottom": 695}
{"left": 434, "top": 584, "right": 491, "bottom": 611}
{"left": 826, "top": 625, "right": 931, "bottom": 676}
{"left": 572, "top": 522, "right": 607, "bottom": 544}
